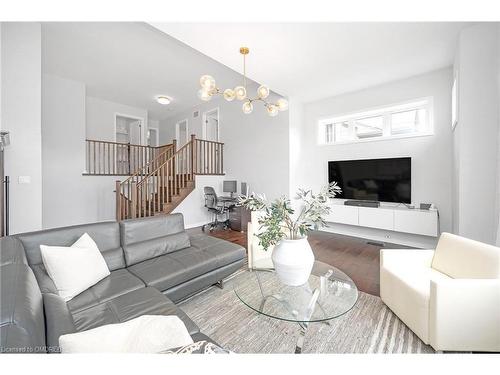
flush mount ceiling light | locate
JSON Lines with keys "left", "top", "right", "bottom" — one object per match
{"left": 156, "top": 96, "right": 172, "bottom": 105}
{"left": 197, "top": 47, "right": 288, "bottom": 116}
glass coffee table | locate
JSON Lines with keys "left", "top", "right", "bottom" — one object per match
{"left": 234, "top": 260, "right": 359, "bottom": 353}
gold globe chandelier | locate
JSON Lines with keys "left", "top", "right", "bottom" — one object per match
{"left": 198, "top": 47, "right": 288, "bottom": 117}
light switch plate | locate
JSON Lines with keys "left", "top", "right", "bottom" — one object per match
{"left": 18, "top": 176, "right": 31, "bottom": 184}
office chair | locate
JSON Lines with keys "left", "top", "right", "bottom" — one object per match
{"left": 202, "top": 186, "right": 230, "bottom": 231}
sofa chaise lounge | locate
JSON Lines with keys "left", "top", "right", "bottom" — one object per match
{"left": 0, "top": 213, "right": 246, "bottom": 353}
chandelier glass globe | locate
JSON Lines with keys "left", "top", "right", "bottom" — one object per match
{"left": 242, "top": 101, "right": 253, "bottom": 114}
{"left": 199, "top": 75, "right": 216, "bottom": 90}
{"left": 266, "top": 104, "right": 279, "bottom": 117}
{"left": 196, "top": 47, "right": 290, "bottom": 117}
{"left": 276, "top": 98, "right": 289, "bottom": 111}
{"left": 234, "top": 86, "right": 247, "bottom": 101}
{"left": 223, "top": 88, "right": 236, "bottom": 101}
{"left": 197, "top": 89, "right": 212, "bottom": 102}
{"left": 257, "top": 85, "right": 270, "bottom": 99}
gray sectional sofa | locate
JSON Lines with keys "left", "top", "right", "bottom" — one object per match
{"left": 0, "top": 213, "right": 246, "bottom": 353}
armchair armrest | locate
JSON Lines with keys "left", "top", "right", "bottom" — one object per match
{"left": 380, "top": 249, "right": 435, "bottom": 269}
{"left": 429, "top": 278, "right": 500, "bottom": 352}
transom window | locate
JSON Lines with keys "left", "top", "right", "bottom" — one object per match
{"left": 319, "top": 98, "right": 433, "bottom": 145}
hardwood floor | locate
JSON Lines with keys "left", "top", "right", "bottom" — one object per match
{"left": 307, "top": 231, "right": 382, "bottom": 296}
{"left": 189, "top": 227, "right": 410, "bottom": 297}
{"left": 187, "top": 226, "right": 248, "bottom": 249}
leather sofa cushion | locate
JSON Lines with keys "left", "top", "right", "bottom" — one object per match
{"left": 31, "top": 264, "right": 58, "bottom": 294}
{"left": 67, "top": 269, "right": 145, "bottom": 313}
{"left": 128, "top": 247, "right": 221, "bottom": 292}
{"left": 165, "top": 258, "right": 245, "bottom": 303}
{"left": 189, "top": 234, "right": 246, "bottom": 266}
{"left": 71, "top": 287, "right": 199, "bottom": 336}
{"left": 0, "top": 264, "right": 46, "bottom": 353}
{"left": 120, "top": 214, "right": 191, "bottom": 266}
{"left": 43, "top": 293, "right": 76, "bottom": 352}
{"left": 0, "top": 237, "right": 27, "bottom": 266}
{"left": 16, "top": 222, "right": 125, "bottom": 271}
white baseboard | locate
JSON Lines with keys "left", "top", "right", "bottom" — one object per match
{"left": 184, "top": 221, "right": 209, "bottom": 229}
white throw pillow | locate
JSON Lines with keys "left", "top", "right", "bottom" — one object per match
{"left": 59, "top": 315, "right": 194, "bottom": 353}
{"left": 40, "top": 233, "right": 110, "bottom": 301}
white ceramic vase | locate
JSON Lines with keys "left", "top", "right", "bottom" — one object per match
{"left": 271, "top": 237, "right": 315, "bottom": 286}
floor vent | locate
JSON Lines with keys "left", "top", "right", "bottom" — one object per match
{"left": 367, "top": 241, "right": 385, "bottom": 247}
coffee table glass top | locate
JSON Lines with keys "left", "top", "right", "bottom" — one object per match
{"left": 234, "top": 260, "right": 359, "bottom": 323}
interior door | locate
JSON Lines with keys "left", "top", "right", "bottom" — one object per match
{"left": 204, "top": 110, "right": 219, "bottom": 142}
{"left": 203, "top": 110, "right": 219, "bottom": 173}
{"left": 148, "top": 128, "right": 158, "bottom": 147}
{"left": 129, "top": 120, "right": 142, "bottom": 145}
{"left": 176, "top": 120, "right": 188, "bottom": 147}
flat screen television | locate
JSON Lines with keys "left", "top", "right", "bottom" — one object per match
{"left": 328, "top": 157, "right": 411, "bottom": 203}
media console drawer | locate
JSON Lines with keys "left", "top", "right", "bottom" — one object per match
{"left": 394, "top": 210, "right": 438, "bottom": 237}
{"left": 327, "top": 202, "right": 439, "bottom": 238}
{"left": 358, "top": 207, "right": 394, "bottom": 231}
{"left": 326, "top": 205, "right": 358, "bottom": 225}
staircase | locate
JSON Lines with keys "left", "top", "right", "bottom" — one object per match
{"left": 115, "top": 134, "right": 224, "bottom": 220}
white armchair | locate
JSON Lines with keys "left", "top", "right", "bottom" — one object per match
{"left": 380, "top": 232, "right": 500, "bottom": 352}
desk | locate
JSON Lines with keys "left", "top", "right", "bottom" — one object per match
{"left": 229, "top": 206, "right": 251, "bottom": 232}
{"left": 218, "top": 196, "right": 238, "bottom": 204}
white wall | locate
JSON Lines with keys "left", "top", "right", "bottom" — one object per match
{"left": 1, "top": 23, "right": 43, "bottom": 234}
{"left": 294, "top": 68, "right": 454, "bottom": 240}
{"left": 453, "top": 24, "right": 500, "bottom": 245}
{"left": 41, "top": 74, "right": 124, "bottom": 228}
{"left": 86, "top": 96, "right": 148, "bottom": 144}
{"left": 159, "top": 84, "right": 290, "bottom": 201}
{"left": 288, "top": 97, "right": 305, "bottom": 198}
{"left": 171, "top": 175, "right": 226, "bottom": 228}
{"left": 497, "top": 25, "right": 500, "bottom": 246}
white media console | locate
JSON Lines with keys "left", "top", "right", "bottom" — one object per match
{"left": 325, "top": 202, "right": 439, "bottom": 238}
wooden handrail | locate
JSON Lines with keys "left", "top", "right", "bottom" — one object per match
{"left": 120, "top": 144, "right": 175, "bottom": 186}
{"left": 86, "top": 139, "right": 172, "bottom": 149}
{"left": 115, "top": 135, "right": 224, "bottom": 220}
{"left": 85, "top": 139, "right": 173, "bottom": 176}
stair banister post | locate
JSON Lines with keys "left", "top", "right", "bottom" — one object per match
{"left": 115, "top": 180, "right": 121, "bottom": 221}
{"left": 172, "top": 138, "right": 177, "bottom": 153}
{"left": 190, "top": 134, "right": 196, "bottom": 179}
{"left": 131, "top": 181, "right": 137, "bottom": 219}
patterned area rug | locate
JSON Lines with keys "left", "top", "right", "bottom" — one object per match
{"left": 179, "top": 269, "right": 434, "bottom": 354}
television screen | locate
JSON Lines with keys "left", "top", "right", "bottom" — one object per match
{"left": 328, "top": 157, "right": 411, "bottom": 203}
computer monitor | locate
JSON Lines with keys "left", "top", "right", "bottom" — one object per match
{"left": 223, "top": 180, "right": 237, "bottom": 197}
{"left": 241, "top": 182, "right": 248, "bottom": 196}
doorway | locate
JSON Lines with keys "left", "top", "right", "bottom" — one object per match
{"left": 147, "top": 128, "right": 159, "bottom": 147}
{"left": 115, "top": 114, "right": 145, "bottom": 173}
{"left": 115, "top": 114, "right": 144, "bottom": 145}
{"left": 176, "top": 119, "right": 189, "bottom": 147}
{"left": 203, "top": 108, "right": 219, "bottom": 142}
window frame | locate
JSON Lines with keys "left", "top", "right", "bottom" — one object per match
{"left": 318, "top": 97, "right": 434, "bottom": 146}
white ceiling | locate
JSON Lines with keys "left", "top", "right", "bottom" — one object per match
{"left": 42, "top": 22, "right": 247, "bottom": 120}
{"left": 42, "top": 22, "right": 472, "bottom": 121}
{"left": 152, "top": 22, "right": 472, "bottom": 103}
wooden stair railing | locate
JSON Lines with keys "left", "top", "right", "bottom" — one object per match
{"left": 85, "top": 139, "right": 174, "bottom": 176}
{"left": 116, "top": 135, "right": 224, "bottom": 221}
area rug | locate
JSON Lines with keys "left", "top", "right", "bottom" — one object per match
{"left": 179, "top": 269, "right": 434, "bottom": 354}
